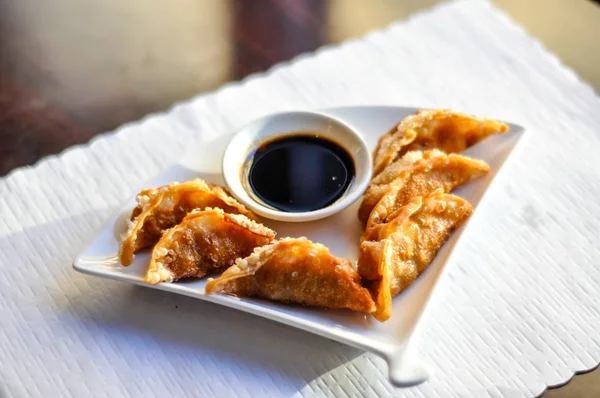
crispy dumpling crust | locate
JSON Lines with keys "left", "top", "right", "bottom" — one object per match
{"left": 372, "top": 109, "right": 507, "bottom": 177}
{"left": 362, "top": 151, "right": 488, "bottom": 231}
{"left": 372, "top": 123, "right": 418, "bottom": 179}
{"left": 205, "top": 238, "right": 376, "bottom": 313}
{"left": 146, "top": 208, "right": 275, "bottom": 284}
{"left": 358, "top": 190, "right": 473, "bottom": 321}
{"left": 358, "top": 150, "right": 433, "bottom": 224}
{"left": 119, "top": 178, "right": 258, "bottom": 266}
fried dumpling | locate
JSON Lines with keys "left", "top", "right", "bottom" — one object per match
{"left": 119, "top": 178, "right": 258, "bottom": 266}
{"left": 358, "top": 190, "right": 473, "bottom": 321}
{"left": 372, "top": 109, "right": 507, "bottom": 176}
{"left": 362, "top": 150, "right": 488, "bottom": 230}
{"left": 358, "top": 150, "right": 442, "bottom": 224}
{"left": 205, "top": 238, "right": 376, "bottom": 313}
{"left": 145, "top": 208, "right": 275, "bottom": 284}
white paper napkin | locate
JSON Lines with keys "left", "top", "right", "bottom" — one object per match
{"left": 2, "top": 1, "right": 600, "bottom": 397}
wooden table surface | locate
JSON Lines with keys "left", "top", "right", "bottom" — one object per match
{"left": 1, "top": 0, "right": 599, "bottom": 395}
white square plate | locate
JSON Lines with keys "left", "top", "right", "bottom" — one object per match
{"left": 73, "top": 106, "right": 525, "bottom": 386}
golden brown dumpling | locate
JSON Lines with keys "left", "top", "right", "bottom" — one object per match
{"left": 359, "top": 150, "right": 441, "bottom": 224}
{"left": 205, "top": 238, "right": 376, "bottom": 313}
{"left": 362, "top": 150, "right": 488, "bottom": 230}
{"left": 119, "top": 178, "right": 258, "bottom": 266}
{"left": 358, "top": 190, "right": 473, "bottom": 321}
{"left": 372, "top": 109, "right": 507, "bottom": 176}
{"left": 145, "top": 208, "right": 275, "bottom": 284}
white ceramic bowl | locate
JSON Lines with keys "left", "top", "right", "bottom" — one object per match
{"left": 222, "top": 111, "right": 372, "bottom": 222}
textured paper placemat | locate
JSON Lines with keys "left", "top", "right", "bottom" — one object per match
{"left": 2, "top": 1, "right": 599, "bottom": 397}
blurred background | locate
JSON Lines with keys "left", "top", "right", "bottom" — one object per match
{"left": 0, "top": 0, "right": 599, "bottom": 396}
{"left": 1, "top": 0, "right": 599, "bottom": 177}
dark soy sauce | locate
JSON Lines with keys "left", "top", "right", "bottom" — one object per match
{"left": 247, "top": 134, "right": 355, "bottom": 212}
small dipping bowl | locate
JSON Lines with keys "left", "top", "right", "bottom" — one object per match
{"left": 222, "top": 111, "right": 372, "bottom": 222}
